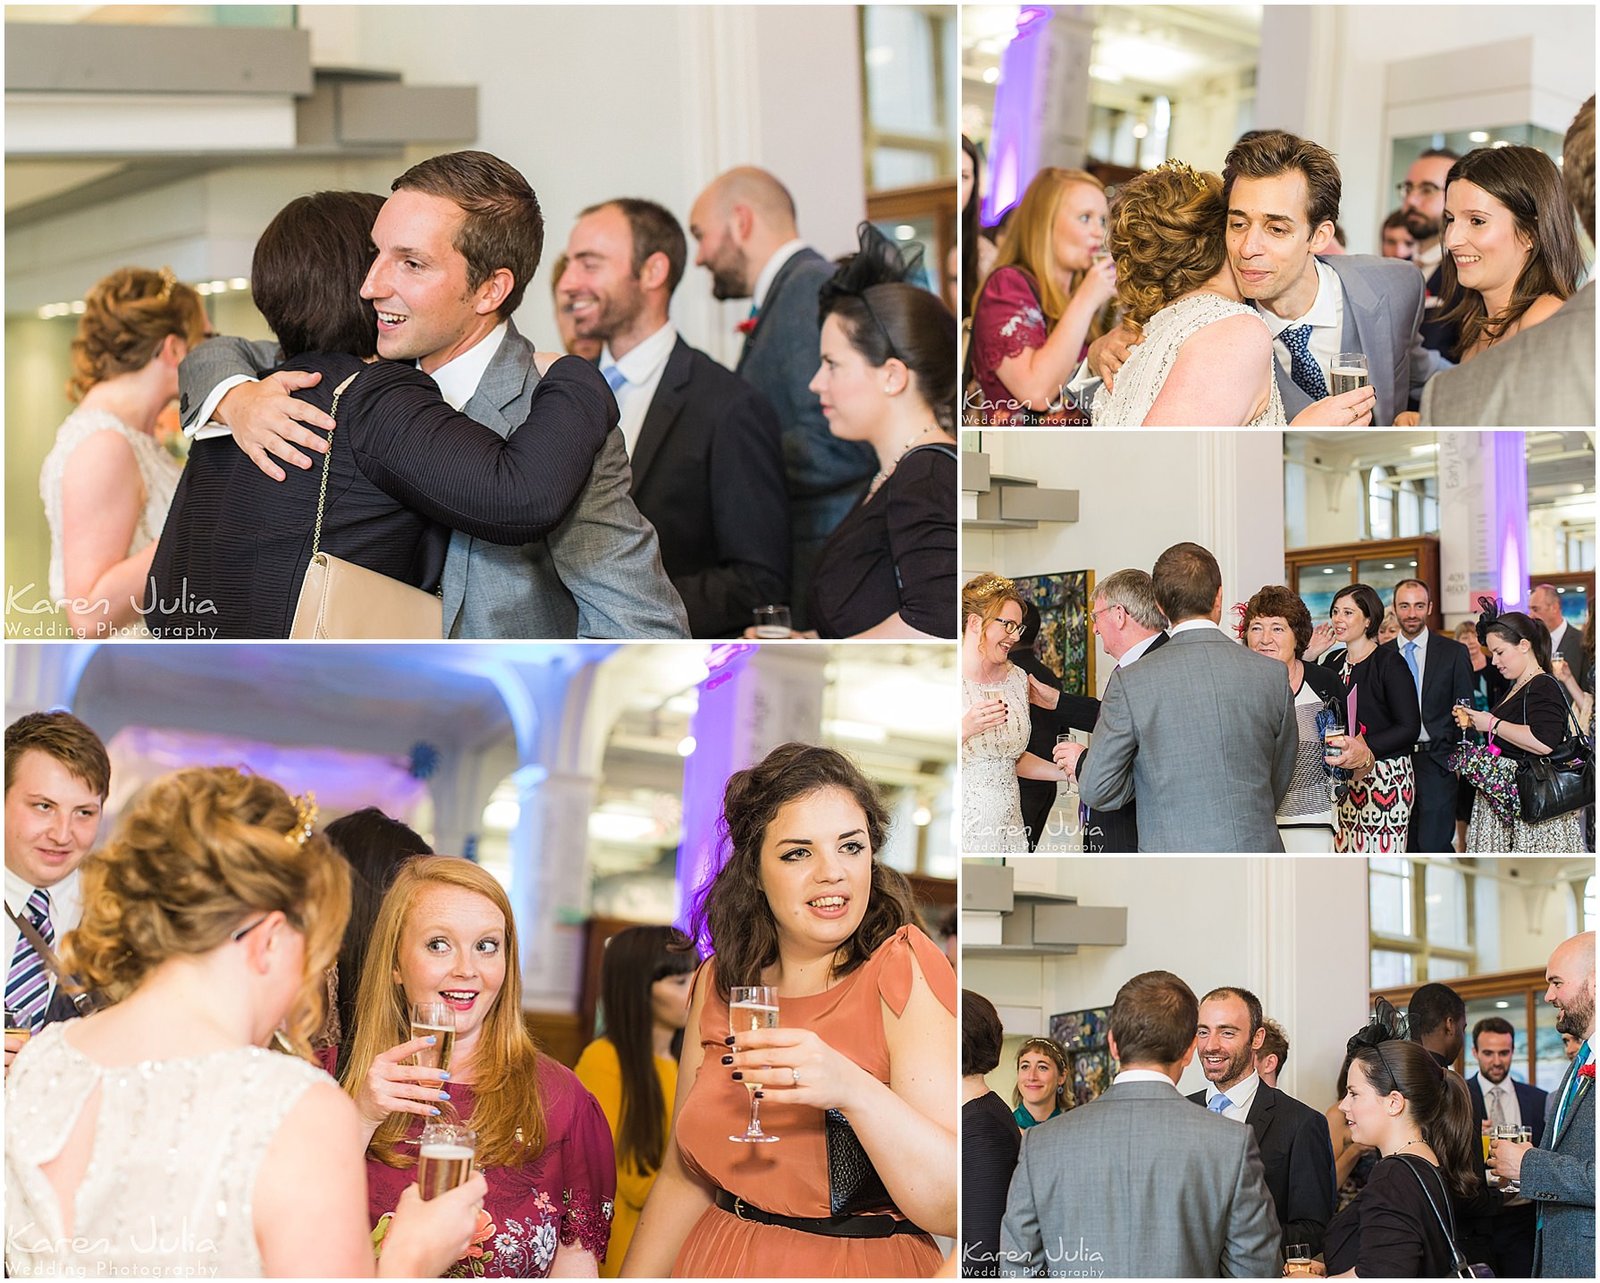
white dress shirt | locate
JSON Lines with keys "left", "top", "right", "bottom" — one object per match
{"left": 752, "top": 240, "right": 809, "bottom": 311}
{"left": 600, "top": 322, "right": 677, "bottom": 458}
{"left": 1257, "top": 258, "right": 1346, "bottom": 397}
{"left": 4, "top": 866, "right": 83, "bottom": 1007}
{"left": 1117, "top": 631, "right": 1164, "bottom": 670}
{"left": 1113, "top": 1068, "right": 1180, "bottom": 1089}
{"left": 1169, "top": 618, "right": 1232, "bottom": 639}
{"left": 1205, "top": 1070, "right": 1261, "bottom": 1123}
{"left": 1550, "top": 619, "right": 1570, "bottom": 657}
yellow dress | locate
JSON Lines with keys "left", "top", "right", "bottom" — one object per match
{"left": 574, "top": 1036, "right": 676, "bottom": 1277}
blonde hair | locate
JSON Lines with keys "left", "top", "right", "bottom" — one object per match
{"left": 1109, "top": 164, "right": 1228, "bottom": 329}
{"left": 991, "top": 167, "right": 1112, "bottom": 340}
{"left": 341, "top": 856, "right": 547, "bottom": 1170}
{"left": 67, "top": 267, "right": 208, "bottom": 402}
{"left": 61, "top": 767, "right": 348, "bottom": 1059}
{"left": 963, "top": 572, "right": 1025, "bottom": 633}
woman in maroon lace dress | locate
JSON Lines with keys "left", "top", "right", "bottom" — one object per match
{"left": 342, "top": 857, "right": 616, "bottom": 1277}
{"left": 968, "top": 168, "right": 1117, "bottom": 425}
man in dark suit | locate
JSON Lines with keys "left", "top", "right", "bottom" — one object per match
{"left": 5, "top": 712, "right": 109, "bottom": 1075}
{"left": 688, "top": 167, "right": 876, "bottom": 626}
{"left": 558, "top": 198, "right": 789, "bottom": 638}
{"left": 1382, "top": 579, "right": 1474, "bottom": 852}
{"left": 1468, "top": 1016, "right": 1547, "bottom": 1278}
{"left": 1529, "top": 584, "right": 1585, "bottom": 676}
{"left": 1188, "top": 987, "right": 1335, "bottom": 1257}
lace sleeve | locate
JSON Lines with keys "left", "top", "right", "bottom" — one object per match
{"left": 556, "top": 1072, "right": 618, "bottom": 1263}
{"left": 972, "top": 268, "right": 1049, "bottom": 367}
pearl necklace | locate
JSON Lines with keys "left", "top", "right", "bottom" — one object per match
{"left": 869, "top": 424, "right": 942, "bottom": 495}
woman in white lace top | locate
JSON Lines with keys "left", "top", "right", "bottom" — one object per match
{"left": 38, "top": 268, "right": 203, "bottom": 635}
{"left": 4, "top": 766, "right": 484, "bottom": 1278}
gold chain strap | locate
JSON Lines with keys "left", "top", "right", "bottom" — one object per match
{"left": 310, "top": 371, "right": 361, "bottom": 559}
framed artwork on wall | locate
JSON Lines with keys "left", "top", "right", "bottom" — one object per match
{"left": 1011, "top": 569, "right": 1096, "bottom": 696}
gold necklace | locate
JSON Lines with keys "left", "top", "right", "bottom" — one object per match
{"left": 869, "top": 424, "right": 941, "bottom": 494}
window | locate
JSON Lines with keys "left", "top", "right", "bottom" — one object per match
{"left": 1368, "top": 465, "right": 1394, "bottom": 540}
{"left": 861, "top": 6, "right": 953, "bottom": 189}
{"left": 1585, "top": 875, "right": 1595, "bottom": 931}
{"left": 1370, "top": 857, "right": 1412, "bottom": 936}
{"left": 1368, "top": 858, "right": 1476, "bottom": 986}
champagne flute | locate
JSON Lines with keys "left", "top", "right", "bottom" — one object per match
{"left": 410, "top": 1001, "right": 456, "bottom": 1073}
{"left": 1453, "top": 698, "right": 1474, "bottom": 745}
{"left": 417, "top": 1121, "right": 478, "bottom": 1200}
{"left": 728, "top": 985, "right": 780, "bottom": 1143}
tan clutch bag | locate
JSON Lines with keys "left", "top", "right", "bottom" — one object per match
{"left": 288, "top": 371, "right": 443, "bottom": 640}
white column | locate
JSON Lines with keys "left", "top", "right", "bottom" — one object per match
{"left": 513, "top": 765, "right": 598, "bottom": 1014}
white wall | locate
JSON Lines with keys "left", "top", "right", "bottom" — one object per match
{"left": 1482, "top": 858, "right": 1590, "bottom": 973}
{"left": 967, "top": 856, "right": 1372, "bottom": 1108}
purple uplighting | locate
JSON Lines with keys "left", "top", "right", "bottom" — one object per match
{"left": 1492, "top": 432, "right": 1529, "bottom": 612}
{"left": 982, "top": 6, "right": 1055, "bottom": 223}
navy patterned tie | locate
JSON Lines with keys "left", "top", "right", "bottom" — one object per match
{"left": 1280, "top": 324, "right": 1329, "bottom": 401}
{"left": 6, "top": 889, "right": 55, "bottom": 1034}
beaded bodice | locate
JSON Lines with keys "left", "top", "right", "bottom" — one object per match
{"left": 5, "top": 1022, "right": 328, "bottom": 1277}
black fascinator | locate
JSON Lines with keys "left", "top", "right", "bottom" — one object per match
{"left": 1346, "top": 995, "right": 1409, "bottom": 1056}
{"left": 1474, "top": 596, "right": 1503, "bottom": 647}
{"left": 817, "top": 222, "right": 925, "bottom": 352}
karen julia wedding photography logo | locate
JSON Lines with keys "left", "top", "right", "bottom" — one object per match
{"left": 5, "top": 580, "right": 218, "bottom": 639}
{"left": 971, "top": 1237, "right": 1108, "bottom": 1278}
{"left": 6, "top": 1215, "right": 221, "bottom": 1277}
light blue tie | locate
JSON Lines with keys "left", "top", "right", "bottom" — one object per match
{"left": 1208, "top": 1092, "right": 1233, "bottom": 1114}
{"left": 1280, "top": 324, "right": 1329, "bottom": 401}
{"left": 1403, "top": 640, "right": 1422, "bottom": 699}
{"left": 600, "top": 364, "right": 627, "bottom": 394}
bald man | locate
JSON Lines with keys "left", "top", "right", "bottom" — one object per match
{"left": 1490, "top": 931, "right": 1594, "bottom": 1278}
{"left": 688, "top": 167, "right": 875, "bottom": 629}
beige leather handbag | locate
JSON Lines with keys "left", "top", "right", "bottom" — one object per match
{"left": 289, "top": 371, "right": 442, "bottom": 639}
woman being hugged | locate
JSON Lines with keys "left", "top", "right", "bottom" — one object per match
{"left": 40, "top": 267, "right": 207, "bottom": 635}
{"left": 622, "top": 743, "right": 956, "bottom": 1278}
{"left": 969, "top": 168, "right": 1117, "bottom": 424}
{"left": 343, "top": 857, "right": 616, "bottom": 1277}
{"left": 5, "top": 766, "right": 482, "bottom": 1278}
{"left": 575, "top": 926, "right": 697, "bottom": 1277}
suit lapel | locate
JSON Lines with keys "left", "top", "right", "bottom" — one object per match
{"left": 738, "top": 248, "right": 820, "bottom": 371}
{"left": 1245, "top": 1082, "right": 1276, "bottom": 1146}
{"left": 464, "top": 320, "right": 533, "bottom": 438}
{"left": 1328, "top": 256, "right": 1398, "bottom": 426}
{"left": 1552, "top": 1057, "right": 1591, "bottom": 1148}
{"left": 631, "top": 338, "right": 691, "bottom": 491}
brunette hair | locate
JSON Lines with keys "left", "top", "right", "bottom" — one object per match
{"left": 1259, "top": 1017, "right": 1289, "bottom": 1072}
{"left": 392, "top": 150, "right": 544, "bottom": 317}
{"left": 1109, "top": 165, "right": 1228, "bottom": 327}
{"left": 1110, "top": 969, "right": 1199, "bottom": 1066}
{"left": 1565, "top": 96, "right": 1596, "bottom": 242}
{"left": 1242, "top": 585, "right": 1314, "bottom": 659}
{"left": 1331, "top": 584, "right": 1385, "bottom": 640}
{"left": 1012, "top": 1036, "right": 1070, "bottom": 1110}
{"left": 1347, "top": 1039, "right": 1480, "bottom": 1201}
{"left": 1437, "top": 146, "right": 1584, "bottom": 358}
{"left": 963, "top": 989, "right": 1005, "bottom": 1077}
{"left": 61, "top": 767, "right": 348, "bottom": 1059}
{"left": 961, "top": 135, "right": 984, "bottom": 319}
{"left": 1200, "top": 985, "right": 1264, "bottom": 1038}
{"left": 5, "top": 710, "right": 110, "bottom": 801}
{"left": 988, "top": 167, "right": 1113, "bottom": 340}
{"left": 1152, "top": 542, "right": 1222, "bottom": 624}
{"left": 824, "top": 284, "right": 958, "bottom": 431}
{"left": 963, "top": 572, "right": 1026, "bottom": 634}
{"left": 582, "top": 197, "right": 688, "bottom": 295}
{"left": 252, "top": 191, "right": 386, "bottom": 360}
{"left": 599, "top": 925, "right": 697, "bottom": 1177}
{"left": 1221, "top": 130, "right": 1343, "bottom": 233}
{"left": 66, "top": 267, "right": 207, "bottom": 402}
{"left": 1475, "top": 599, "right": 1553, "bottom": 676}
{"left": 690, "top": 743, "right": 916, "bottom": 1003}
{"left": 342, "top": 856, "right": 547, "bottom": 1169}
{"left": 1472, "top": 1016, "right": 1515, "bottom": 1048}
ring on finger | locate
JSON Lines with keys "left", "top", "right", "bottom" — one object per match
{"left": 791, "top": 1066, "right": 802, "bottom": 1086}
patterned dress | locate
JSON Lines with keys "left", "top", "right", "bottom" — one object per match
{"left": 1091, "top": 294, "right": 1287, "bottom": 427}
{"left": 962, "top": 665, "right": 1031, "bottom": 852}
{"left": 969, "top": 267, "right": 1090, "bottom": 426}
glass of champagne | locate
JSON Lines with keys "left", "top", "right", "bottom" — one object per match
{"left": 752, "top": 605, "right": 791, "bottom": 639}
{"left": 728, "top": 985, "right": 780, "bottom": 1143}
{"left": 1454, "top": 698, "right": 1475, "bottom": 745}
{"left": 417, "top": 1120, "right": 477, "bottom": 1200}
{"left": 1331, "top": 353, "right": 1369, "bottom": 396}
{"left": 4, "top": 1005, "right": 30, "bottom": 1046}
{"left": 1480, "top": 1119, "right": 1493, "bottom": 1164}
{"left": 1491, "top": 1122, "right": 1523, "bottom": 1191}
{"left": 1284, "top": 1244, "right": 1315, "bottom": 1277}
{"left": 410, "top": 1001, "right": 456, "bottom": 1073}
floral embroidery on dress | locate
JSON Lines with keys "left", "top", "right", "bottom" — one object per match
{"left": 560, "top": 1186, "right": 615, "bottom": 1264}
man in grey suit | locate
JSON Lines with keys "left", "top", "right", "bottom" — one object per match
{"left": 999, "top": 970, "right": 1280, "bottom": 1278}
{"left": 1058, "top": 543, "right": 1297, "bottom": 852}
{"left": 1490, "top": 932, "right": 1595, "bottom": 1278}
{"left": 180, "top": 150, "right": 687, "bottom": 640}
{"left": 687, "top": 167, "right": 876, "bottom": 627}
{"left": 1421, "top": 96, "right": 1595, "bottom": 428}
{"left": 1222, "top": 130, "right": 1452, "bottom": 428}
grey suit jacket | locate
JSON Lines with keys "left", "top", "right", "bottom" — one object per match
{"left": 1273, "top": 255, "right": 1451, "bottom": 428}
{"left": 178, "top": 327, "right": 689, "bottom": 639}
{"left": 1420, "top": 282, "right": 1596, "bottom": 427}
{"left": 1525, "top": 1052, "right": 1595, "bottom": 1279}
{"left": 999, "top": 1080, "right": 1281, "bottom": 1278}
{"left": 1076, "top": 628, "right": 1297, "bottom": 852}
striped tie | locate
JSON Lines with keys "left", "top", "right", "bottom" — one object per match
{"left": 5, "top": 889, "right": 55, "bottom": 1034}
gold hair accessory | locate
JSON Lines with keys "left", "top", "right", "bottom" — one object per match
{"left": 156, "top": 266, "right": 178, "bottom": 301}
{"left": 1155, "top": 159, "right": 1208, "bottom": 195}
{"left": 968, "top": 572, "right": 1017, "bottom": 595}
{"left": 288, "top": 792, "right": 318, "bottom": 847}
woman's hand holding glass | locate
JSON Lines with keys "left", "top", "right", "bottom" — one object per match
{"left": 962, "top": 699, "right": 1006, "bottom": 740}
{"left": 725, "top": 1024, "right": 871, "bottom": 1114}
{"left": 354, "top": 1034, "right": 453, "bottom": 1128}
{"left": 376, "top": 1173, "right": 489, "bottom": 1279}
{"left": 1325, "top": 731, "right": 1375, "bottom": 776}
{"left": 1071, "top": 254, "right": 1118, "bottom": 315}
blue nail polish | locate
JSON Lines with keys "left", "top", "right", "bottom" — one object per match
{"left": 439, "top": 1071, "right": 451, "bottom": 1080}
{"left": 439, "top": 1090, "right": 450, "bottom": 1101}
{"left": 431, "top": 1107, "right": 442, "bottom": 1115}
{"left": 426, "top": 1035, "right": 438, "bottom": 1045}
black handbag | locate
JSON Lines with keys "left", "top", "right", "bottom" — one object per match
{"left": 823, "top": 1108, "right": 892, "bottom": 1217}
{"left": 1395, "top": 1154, "right": 1495, "bottom": 1279}
{"left": 1514, "top": 680, "right": 1593, "bottom": 823}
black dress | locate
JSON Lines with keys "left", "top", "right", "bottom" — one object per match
{"left": 1323, "top": 1155, "right": 1459, "bottom": 1277}
{"left": 1488, "top": 673, "right": 1572, "bottom": 761}
{"left": 807, "top": 443, "right": 955, "bottom": 638}
{"left": 961, "top": 1091, "right": 1021, "bottom": 1278}
{"left": 148, "top": 352, "right": 614, "bottom": 638}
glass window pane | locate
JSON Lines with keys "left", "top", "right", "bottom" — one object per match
{"left": 1369, "top": 466, "right": 1394, "bottom": 540}
{"left": 1425, "top": 863, "right": 1469, "bottom": 951}
{"left": 1371, "top": 949, "right": 1413, "bottom": 989}
{"left": 1463, "top": 994, "right": 1532, "bottom": 1083}
{"left": 1534, "top": 1000, "right": 1571, "bottom": 1091}
{"left": 1357, "top": 557, "right": 1420, "bottom": 606}
{"left": 1370, "top": 862, "right": 1412, "bottom": 937}
{"left": 1586, "top": 875, "right": 1595, "bottom": 931}
{"left": 1298, "top": 563, "right": 1348, "bottom": 625}
{"left": 1428, "top": 956, "right": 1468, "bottom": 981}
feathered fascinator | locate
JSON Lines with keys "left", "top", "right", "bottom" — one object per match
{"left": 816, "top": 221, "right": 926, "bottom": 354}
{"left": 1346, "top": 996, "right": 1409, "bottom": 1055}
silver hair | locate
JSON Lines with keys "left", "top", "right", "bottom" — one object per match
{"left": 1092, "top": 569, "right": 1168, "bottom": 632}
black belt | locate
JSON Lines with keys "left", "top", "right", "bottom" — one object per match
{"left": 713, "top": 1189, "right": 924, "bottom": 1239}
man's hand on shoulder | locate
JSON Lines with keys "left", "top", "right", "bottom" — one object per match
{"left": 220, "top": 370, "right": 334, "bottom": 482}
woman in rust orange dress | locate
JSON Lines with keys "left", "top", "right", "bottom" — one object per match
{"left": 620, "top": 743, "right": 956, "bottom": 1278}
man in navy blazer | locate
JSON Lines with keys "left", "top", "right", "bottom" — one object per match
{"left": 559, "top": 198, "right": 789, "bottom": 637}
{"left": 1221, "top": 130, "right": 1452, "bottom": 427}
{"left": 1468, "top": 1016, "right": 1547, "bottom": 1278}
{"left": 688, "top": 168, "right": 875, "bottom": 626}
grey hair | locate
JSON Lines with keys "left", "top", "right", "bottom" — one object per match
{"left": 1093, "top": 569, "right": 1168, "bottom": 632}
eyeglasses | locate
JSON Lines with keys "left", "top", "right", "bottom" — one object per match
{"left": 231, "top": 915, "right": 269, "bottom": 942}
{"left": 1396, "top": 181, "right": 1442, "bottom": 199}
{"left": 990, "top": 617, "right": 1024, "bottom": 637}
{"left": 1089, "top": 604, "right": 1125, "bottom": 626}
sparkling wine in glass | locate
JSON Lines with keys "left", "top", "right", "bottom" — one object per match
{"left": 1331, "top": 352, "right": 1370, "bottom": 396}
{"left": 1453, "top": 698, "right": 1474, "bottom": 745}
{"left": 728, "top": 985, "right": 779, "bottom": 1143}
{"left": 410, "top": 1001, "right": 456, "bottom": 1073}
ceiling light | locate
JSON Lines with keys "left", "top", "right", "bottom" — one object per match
{"left": 482, "top": 798, "right": 520, "bottom": 830}
{"left": 228, "top": 277, "right": 249, "bottom": 291}
{"left": 1132, "top": 122, "right": 1149, "bottom": 139}
{"left": 913, "top": 805, "right": 932, "bottom": 827}
{"left": 1468, "top": 131, "right": 1489, "bottom": 143}
{"left": 1322, "top": 567, "right": 1335, "bottom": 574}
{"left": 1384, "top": 563, "right": 1396, "bottom": 570}
{"left": 207, "top": 280, "right": 227, "bottom": 293}
{"left": 588, "top": 812, "right": 657, "bottom": 844}
{"left": 982, "top": 66, "right": 1000, "bottom": 84}
{"left": 895, "top": 224, "right": 917, "bottom": 241}
{"left": 675, "top": 735, "right": 697, "bottom": 758}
